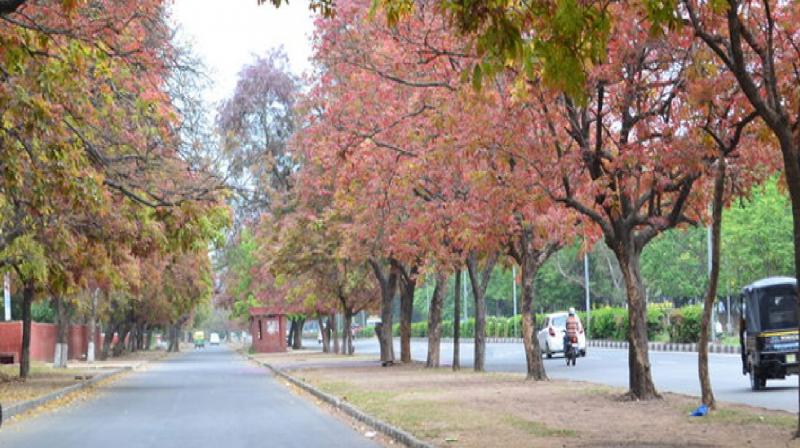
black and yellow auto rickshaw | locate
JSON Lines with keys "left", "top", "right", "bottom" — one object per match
{"left": 740, "top": 277, "right": 799, "bottom": 390}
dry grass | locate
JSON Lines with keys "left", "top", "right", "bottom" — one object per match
{"left": 256, "top": 352, "right": 800, "bottom": 448}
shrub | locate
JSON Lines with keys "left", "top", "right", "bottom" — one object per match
{"left": 495, "top": 319, "right": 507, "bottom": 338}
{"left": 357, "top": 326, "right": 375, "bottom": 338}
{"left": 486, "top": 317, "right": 496, "bottom": 338}
{"left": 507, "top": 316, "right": 522, "bottom": 338}
{"left": 411, "top": 321, "right": 428, "bottom": 337}
{"left": 669, "top": 304, "right": 703, "bottom": 343}
{"left": 441, "top": 320, "right": 453, "bottom": 338}
{"left": 462, "top": 318, "right": 475, "bottom": 338}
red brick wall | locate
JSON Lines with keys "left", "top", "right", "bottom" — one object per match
{"left": 0, "top": 321, "right": 99, "bottom": 362}
{"left": 31, "top": 322, "right": 56, "bottom": 362}
{"left": 250, "top": 315, "right": 287, "bottom": 353}
{"left": 0, "top": 321, "right": 22, "bottom": 362}
{"left": 68, "top": 325, "right": 99, "bottom": 360}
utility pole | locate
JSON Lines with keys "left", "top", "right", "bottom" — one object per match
{"left": 512, "top": 266, "right": 518, "bottom": 336}
{"left": 3, "top": 273, "right": 10, "bottom": 321}
{"left": 584, "top": 250, "right": 591, "bottom": 335}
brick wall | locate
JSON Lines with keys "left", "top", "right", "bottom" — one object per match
{"left": 0, "top": 321, "right": 99, "bottom": 363}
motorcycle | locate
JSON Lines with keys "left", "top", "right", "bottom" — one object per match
{"left": 563, "top": 330, "right": 579, "bottom": 366}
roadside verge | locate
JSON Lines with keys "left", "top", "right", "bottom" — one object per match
{"left": 244, "top": 351, "right": 795, "bottom": 448}
{"left": 1, "top": 367, "right": 128, "bottom": 425}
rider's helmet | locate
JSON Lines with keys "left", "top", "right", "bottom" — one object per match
{"left": 568, "top": 307, "right": 576, "bottom": 316}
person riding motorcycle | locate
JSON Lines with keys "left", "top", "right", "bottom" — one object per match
{"left": 564, "top": 307, "right": 580, "bottom": 354}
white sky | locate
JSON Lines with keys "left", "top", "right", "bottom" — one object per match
{"left": 170, "top": 0, "right": 315, "bottom": 105}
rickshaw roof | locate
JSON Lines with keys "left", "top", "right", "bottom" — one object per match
{"left": 743, "top": 276, "right": 796, "bottom": 293}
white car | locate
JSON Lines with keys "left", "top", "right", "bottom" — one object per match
{"left": 537, "top": 312, "right": 586, "bottom": 358}
{"left": 209, "top": 332, "right": 221, "bottom": 345}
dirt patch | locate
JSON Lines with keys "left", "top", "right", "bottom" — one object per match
{"left": 256, "top": 352, "right": 800, "bottom": 448}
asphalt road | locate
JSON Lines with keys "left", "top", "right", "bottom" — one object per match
{"left": 0, "top": 345, "right": 378, "bottom": 448}
{"left": 341, "top": 338, "right": 799, "bottom": 413}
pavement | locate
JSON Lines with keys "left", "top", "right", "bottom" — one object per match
{"left": 0, "top": 345, "right": 379, "bottom": 448}
{"left": 335, "top": 337, "right": 799, "bottom": 413}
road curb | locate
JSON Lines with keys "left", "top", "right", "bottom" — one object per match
{"left": 408, "top": 337, "right": 741, "bottom": 354}
{"left": 246, "top": 354, "right": 434, "bottom": 448}
{"left": 1, "top": 366, "right": 130, "bottom": 426}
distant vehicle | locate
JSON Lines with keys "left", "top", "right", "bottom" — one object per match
{"left": 740, "top": 277, "right": 799, "bottom": 390}
{"left": 537, "top": 312, "right": 586, "bottom": 358}
{"left": 193, "top": 331, "right": 205, "bottom": 349}
{"left": 209, "top": 333, "right": 220, "bottom": 346}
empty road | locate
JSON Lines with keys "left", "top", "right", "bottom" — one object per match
{"left": 0, "top": 346, "right": 378, "bottom": 448}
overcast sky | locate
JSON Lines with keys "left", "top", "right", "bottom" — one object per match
{"left": 170, "top": 0, "right": 315, "bottom": 105}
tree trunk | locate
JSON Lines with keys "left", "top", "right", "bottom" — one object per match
{"left": 614, "top": 240, "right": 659, "bottom": 400}
{"left": 426, "top": 271, "right": 448, "bottom": 368}
{"left": 466, "top": 252, "right": 497, "bottom": 372}
{"left": 343, "top": 308, "right": 354, "bottom": 355}
{"left": 19, "top": 280, "right": 34, "bottom": 379}
{"left": 370, "top": 259, "right": 398, "bottom": 365}
{"left": 145, "top": 326, "right": 153, "bottom": 351}
{"left": 330, "top": 313, "right": 340, "bottom": 354}
{"left": 53, "top": 296, "right": 69, "bottom": 368}
{"left": 87, "top": 289, "right": 98, "bottom": 362}
{"left": 114, "top": 324, "right": 130, "bottom": 357}
{"left": 292, "top": 317, "right": 304, "bottom": 350}
{"left": 168, "top": 323, "right": 181, "bottom": 352}
{"left": 101, "top": 322, "right": 114, "bottom": 360}
{"left": 287, "top": 318, "right": 296, "bottom": 348}
{"left": 774, "top": 132, "right": 800, "bottom": 436}
{"left": 128, "top": 323, "right": 138, "bottom": 353}
{"left": 399, "top": 273, "right": 416, "bottom": 363}
{"left": 318, "top": 316, "right": 330, "bottom": 353}
{"left": 520, "top": 244, "right": 554, "bottom": 380}
{"left": 699, "top": 157, "right": 725, "bottom": 409}
{"left": 453, "top": 267, "right": 461, "bottom": 371}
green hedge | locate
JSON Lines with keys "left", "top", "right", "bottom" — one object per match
{"left": 668, "top": 304, "right": 702, "bottom": 343}
{"left": 585, "top": 306, "right": 666, "bottom": 341}
{"left": 362, "top": 305, "right": 688, "bottom": 342}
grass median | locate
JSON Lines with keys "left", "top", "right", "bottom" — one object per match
{"left": 255, "top": 351, "right": 799, "bottom": 447}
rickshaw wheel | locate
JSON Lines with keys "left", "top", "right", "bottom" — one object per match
{"left": 749, "top": 367, "right": 766, "bottom": 391}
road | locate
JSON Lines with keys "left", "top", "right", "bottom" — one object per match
{"left": 0, "top": 345, "right": 378, "bottom": 448}
{"left": 342, "top": 338, "right": 798, "bottom": 413}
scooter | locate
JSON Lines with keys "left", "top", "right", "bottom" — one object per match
{"left": 563, "top": 331, "right": 579, "bottom": 367}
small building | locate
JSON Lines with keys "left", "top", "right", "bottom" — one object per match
{"left": 248, "top": 307, "right": 287, "bottom": 353}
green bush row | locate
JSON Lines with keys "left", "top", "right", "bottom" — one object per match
{"left": 358, "top": 305, "right": 705, "bottom": 343}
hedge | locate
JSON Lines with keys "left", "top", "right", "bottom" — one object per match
{"left": 358, "top": 305, "right": 699, "bottom": 342}
{"left": 668, "top": 304, "right": 703, "bottom": 343}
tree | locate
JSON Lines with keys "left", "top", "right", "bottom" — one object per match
{"left": 217, "top": 48, "right": 298, "bottom": 222}
{"left": 519, "top": 11, "right": 706, "bottom": 399}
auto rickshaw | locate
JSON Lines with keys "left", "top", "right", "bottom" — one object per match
{"left": 193, "top": 330, "right": 205, "bottom": 349}
{"left": 740, "top": 277, "right": 799, "bottom": 390}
